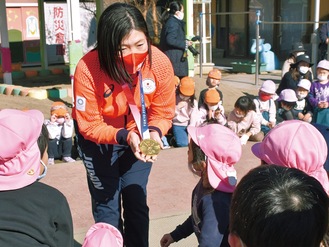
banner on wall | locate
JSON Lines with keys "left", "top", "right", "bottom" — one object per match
{"left": 44, "top": 3, "right": 70, "bottom": 62}
{"left": 44, "top": 2, "right": 96, "bottom": 64}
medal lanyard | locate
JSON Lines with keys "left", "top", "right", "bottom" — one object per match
{"left": 121, "top": 72, "right": 150, "bottom": 140}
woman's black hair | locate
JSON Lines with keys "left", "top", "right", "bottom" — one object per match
{"left": 234, "top": 96, "right": 256, "bottom": 113}
{"left": 96, "top": 3, "right": 151, "bottom": 84}
{"left": 161, "top": 1, "right": 183, "bottom": 25}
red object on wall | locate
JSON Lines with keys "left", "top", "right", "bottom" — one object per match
{"left": 1, "top": 47, "right": 12, "bottom": 73}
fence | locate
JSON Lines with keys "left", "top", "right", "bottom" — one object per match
{"left": 198, "top": 9, "right": 329, "bottom": 85}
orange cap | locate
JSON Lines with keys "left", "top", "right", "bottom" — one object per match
{"left": 208, "top": 69, "right": 222, "bottom": 80}
{"left": 205, "top": 89, "right": 220, "bottom": 104}
{"left": 179, "top": 77, "right": 195, "bottom": 96}
{"left": 50, "top": 101, "right": 68, "bottom": 117}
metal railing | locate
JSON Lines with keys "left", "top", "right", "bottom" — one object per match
{"left": 198, "top": 9, "right": 329, "bottom": 85}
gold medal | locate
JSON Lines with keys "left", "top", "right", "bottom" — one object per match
{"left": 139, "top": 139, "right": 161, "bottom": 155}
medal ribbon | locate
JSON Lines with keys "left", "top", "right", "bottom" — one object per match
{"left": 121, "top": 72, "right": 150, "bottom": 140}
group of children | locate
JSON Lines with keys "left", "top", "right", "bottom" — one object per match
{"left": 169, "top": 59, "right": 329, "bottom": 147}
{"left": 275, "top": 59, "right": 329, "bottom": 126}
{"left": 2, "top": 61, "right": 329, "bottom": 246}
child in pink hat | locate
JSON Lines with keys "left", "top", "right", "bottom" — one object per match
{"left": 251, "top": 120, "right": 329, "bottom": 194}
{"left": 254, "top": 80, "right": 277, "bottom": 135}
{"left": 82, "top": 222, "right": 123, "bottom": 247}
{"left": 160, "top": 124, "right": 242, "bottom": 247}
{"left": 309, "top": 59, "right": 329, "bottom": 126}
{"left": 0, "top": 109, "right": 74, "bottom": 246}
{"left": 293, "top": 79, "right": 313, "bottom": 122}
{"left": 276, "top": 88, "right": 298, "bottom": 123}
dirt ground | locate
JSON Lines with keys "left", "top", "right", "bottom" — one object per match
{"left": 0, "top": 73, "right": 72, "bottom": 118}
{"left": 0, "top": 69, "right": 260, "bottom": 118}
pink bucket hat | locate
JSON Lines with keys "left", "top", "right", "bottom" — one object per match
{"left": 0, "top": 109, "right": 43, "bottom": 191}
{"left": 317, "top": 60, "right": 329, "bottom": 71}
{"left": 297, "top": 79, "right": 311, "bottom": 91}
{"left": 82, "top": 222, "right": 123, "bottom": 247}
{"left": 277, "top": 89, "right": 298, "bottom": 102}
{"left": 260, "top": 80, "right": 276, "bottom": 94}
{"left": 252, "top": 120, "right": 329, "bottom": 193}
{"left": 187, "top": 124, "right": 242, "bottom": 193}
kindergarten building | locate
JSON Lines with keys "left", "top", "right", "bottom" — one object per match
{"left": 1, "top": 0, "right": 329, "bottom": 69}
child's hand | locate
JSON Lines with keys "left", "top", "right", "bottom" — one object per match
{"left": 318, "top": 101, "right": 328, "bottom": 108}
{"left": 298, "top": 112, "right": 304, "bottom": 120}
{"left": 268, "top": 122, "right": 275, "bottom": 128}
{"left": 65, "top": 113, "right": 71, "bottom": 122}
{"left": 303, "top": 113, "right": 312, "bottom": 122}
{"left": 240, "top": 134, "right": 249, "bottom": 145}
{"left": 214, "top": 109, "right": 221, "bottom": 119}
{"left": 50, "top": 114, "right": 57, "bottom": 123}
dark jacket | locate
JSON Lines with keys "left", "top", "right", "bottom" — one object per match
{"left": 319, "top": 21, "right": 329, "bottom": 48}
{"left": 0, "top": 182, "right": 74, "bottom": 247}
{"left": 159, "top": 15, "right": 188, "bottom": 77}
{"left": 276, "top": 70, "right": 313, "bottom": 95}
{"left": 319, "top": 21, "right": 329, "bottom": 60}
{"left": 170, "top": 180, "right": 231, "bottom": 247}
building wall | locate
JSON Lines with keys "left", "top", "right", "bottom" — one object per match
{"left": 3, "top": 1, "right": 96, "bottom": 66}
{"left": 211, "top": 0, "right": 329, "bottom": 62}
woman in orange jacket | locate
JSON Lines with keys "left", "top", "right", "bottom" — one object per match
{"left": 72, "top": 3, "right": 175, "bottom": 246}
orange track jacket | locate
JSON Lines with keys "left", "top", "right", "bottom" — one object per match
{"left": 72, "top": 46, "right": 175, "bottom": 145}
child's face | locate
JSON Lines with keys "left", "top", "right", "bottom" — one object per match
{"left": 179, "top": 93, "right": 190, "bottom": 101}
{"left": 296, "top": 87, "right": 308, "bottom": 100}
{"left": 259, "top": 90, "right": 273, "bottom": 101}
{"left": 206, "top": 77, "right": 220, "bottom": 88}
{"left": 281, "top": 102, "right": 293, "bottom": 111}
{"left": 317, "top": 68, "right": 329, "bottom": 82}
{"left": 206, "top": 102, "right": 219, "bottom": 111}
{"left": 234, "top": 107, "right": 247, "bottom": 118}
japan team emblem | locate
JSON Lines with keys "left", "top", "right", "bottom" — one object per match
{"left": 142, "top": 78, "right": 156, "bottom": 94}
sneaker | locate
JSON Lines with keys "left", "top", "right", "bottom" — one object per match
{"left": 48, "top": 158, "right": 55, "bottom": 165}
{"left": 62, "top": 157, "right": 75, "bottom": 163}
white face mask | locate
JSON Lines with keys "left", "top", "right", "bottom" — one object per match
{"left": 299, "top": 66, "right": 309, "bottom": 74}
{"left": 56, "top": 117, "right": 65, "bottom": 124}
{"left": 234, "top": 111, "right": 245, "bottom": 118}
{"left": 179, "top": 94, "right": 190, "bottom": 101}
{"left": 207, "top": 104, "right": 218, "bottom": 111}
{"left": 176, "top": 11, "right": 184, "bottom": 20}
{"left": 297, "top": 92, "right": 307, "bottom": 100}
{"left": 318, "top": 75, "right": 328, "bottom": 82}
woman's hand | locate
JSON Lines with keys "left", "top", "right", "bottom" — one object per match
{"left": 160, "top": 233, "right": 174, "bottom": 247}
{"left": 128, "top": 131, "right": 145, "bottom": 162}
{"left": 128, "top": 131, "right": 161, "bottom": 163}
